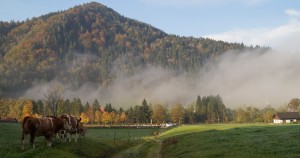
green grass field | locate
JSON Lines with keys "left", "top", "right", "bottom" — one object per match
{"left": 1, "top": 123, "right": 300, "bottom": 158}
{"left": 0, "top": 123, "right": 165, "bottom": 158}
{"left": 158, "top": 124, "right": 300, "bottom": 158}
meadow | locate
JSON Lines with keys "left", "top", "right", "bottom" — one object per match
{"left": 1, "top": 123, "right": 300, "bottom": 158}
{"left": 0, "top": 123, "right": 165, "bottom": 158}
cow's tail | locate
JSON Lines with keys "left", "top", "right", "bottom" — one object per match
{"left": 21, "top": 116, "right": 31, "bottom": 150}
{"left": 22, "top": 116, "right": 31, "bottom": 129}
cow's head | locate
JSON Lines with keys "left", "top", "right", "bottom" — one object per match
{"left": 78, "top": 122, "right": 87, "bottom": 138}
{"left": 76, "top": 118, "right": 82, "bottom": 128}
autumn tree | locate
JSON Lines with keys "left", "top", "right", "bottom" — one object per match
{"left": 22, "top": 100, "right": 33, "bottom": 119}
{"left": 170, "top": 104, "right": 184, "bottom": 124}
{"left": 245, "top": 106, "right": 260, "bottom": 123}
{"left": 80, "top": 112, "right": 89, "bottom": 124}
{"left": 94, "top": 110, "right": 102, "bottom": 125}
{"left": 151, "top": 104, "right": 167, "bottom": 124}
{"left": 8, "top": 97, "right": 25, "bottom": 121}
{"left": 110, "top": 111, "right": 119, "bottom": 125}
{"left": 44, "top": 84, "right": 64, "bottom": 116}
{"left": 235, "top": 107, "right": 248, "bottom": 123}
{"left": 102, "top": 111, "right": 111, "bottom": 126}
{"left": 0, "top": 98, "right": 9, "bottom": 119}
{"left": 288, "top": 98, "right": 300, "bottom": 112}
{"left": 85, "top": 102, "right": 94, "bottom": 123}
{"left": 261, "top": 105, "right": 277, "bottom": 123}
{"left": 120, "top": 112, "right": 127, "bottom": 125}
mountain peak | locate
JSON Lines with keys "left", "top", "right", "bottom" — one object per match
{"left": 0, "top": 2, "right": 261, "bottom": 96}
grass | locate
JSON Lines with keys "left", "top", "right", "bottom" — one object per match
{"left": 0, "top": 123, "right": 165, "bottom": 158}
{"left": 158, "top": 124, "right": 300, "bottom": 158}
{"left": 2, "top": 123, "right": 300, "bottom": 158}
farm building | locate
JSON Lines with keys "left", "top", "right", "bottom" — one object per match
{"left": 272, "top": 112, "right": 300, "bottom": 124}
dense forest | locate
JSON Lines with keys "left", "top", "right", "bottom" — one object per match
{"left": 0, "top": 2, "right": 268, "bottom": 97}
{"left": 0, "top": 95, "right": 288, "bottom": 125}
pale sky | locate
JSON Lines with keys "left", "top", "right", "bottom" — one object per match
{"left": 1, "top": 0, "right": 300, "bottom": 49}
{"left": 0, "top": 1, "right": 297, "bottom": 33}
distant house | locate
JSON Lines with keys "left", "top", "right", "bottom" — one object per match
{"left": 272, "top": 112, "right": 300, "bottom": 124}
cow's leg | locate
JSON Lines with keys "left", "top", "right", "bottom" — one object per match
{"left": 46, "top": 135, "right": 52, "bottom": 147}
{"left": 68, "top": 133, "right": 72, "bottom": 142}
{"left": 60, "top": 131, "right": 66, "bottom": 142}
{"left": 21, "top": 132, "right": 26, "bottom": 150}
{"left": 30, "top": 133, "right": 36, "bottom": 148}
{"left": 74, "top": 133, "right": 78, "bottom": 143}
{"left": 63, "top": 132, "right": 67, "bottom": 142}
{"left": 60, "top": 130, "right": 67, "bottom": 142}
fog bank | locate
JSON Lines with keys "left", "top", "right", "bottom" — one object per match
{"left": 23, "top": 49, "right": 300, "bottom": 108}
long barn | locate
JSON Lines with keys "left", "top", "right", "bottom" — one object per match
{"left": 272, "top": 112, "right": 300, "bottom": 124}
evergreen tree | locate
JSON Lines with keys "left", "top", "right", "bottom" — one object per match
{"left": 71, "top": 98, "right": 83, "bottom": 117}
{"left": 140, "top": 99, "right": 152, "bottom": 123}
{"left": 104, "top": 103, "right": 113, "bottom": 112}
{"left": 92, "top": 99, "right": 100, "bottom": 112}
{"left": 63, "top": 99, "right": 71, "bottom": 115}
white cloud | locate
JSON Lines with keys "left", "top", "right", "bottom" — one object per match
{"left": 286, "top": 9, "right": 300, "bottom": 17}
{"left": 204, "top": 19, "right": 300, "bottom": 51}
{"left": 139, "top": 0, "right": 267, "bottom": 7}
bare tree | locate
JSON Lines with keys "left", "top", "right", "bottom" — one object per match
{"left": 44, "top": 84, "right": 64, "bottom": 116}
{"left": 288, "top": 98, "right": 300, "bottom": 112}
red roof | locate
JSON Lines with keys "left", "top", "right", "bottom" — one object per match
{"left": 273, "top": 112, "right": 300, "bottom": 119}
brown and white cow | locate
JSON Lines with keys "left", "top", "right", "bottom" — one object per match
{"left": 21, "top": 116, "right": 70, "bottom": 150}
{"left": 77, "top": 122, "right": 87, "bottom": 138}
{"left": 59, "top": 114, "right": 85, "bottom": 142}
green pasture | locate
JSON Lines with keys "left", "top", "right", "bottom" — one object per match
{"left": 1, "top": 123, "right": 300, "bottom": 158}
{"left": 0, "top": 123, "right": 165, "bottom": 158}
{"left": 158, "top": 124, "right": 300, "bottom": 158}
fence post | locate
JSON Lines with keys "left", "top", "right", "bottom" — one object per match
{"left": 128, "top": 129, "right": 130, "bottom": 141}
{"left": 114, "top": 131, "right": 116, "bottom": 144}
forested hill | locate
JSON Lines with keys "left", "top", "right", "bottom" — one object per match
{"left": 0, "top": 2, "right": 267, "bottom": 96}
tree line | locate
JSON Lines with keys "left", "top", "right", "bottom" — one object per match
{"left": 1, "top": 94, "right": 296, "bottom": 125}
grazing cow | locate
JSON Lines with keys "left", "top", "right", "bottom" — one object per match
{"left": 21, "top": 116, "right": 70, "bottom": 150}
{"left": 77, "top": 122, "right": 87, "bottom": 138}
{"left": 59, "top": 114, "right": 83, "bottom": 142}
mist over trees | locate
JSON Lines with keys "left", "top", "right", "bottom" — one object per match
{"left": 3, "top": 2, "right": 291, "bottom": 125}
{"left": 0, "top": 2, "right": 268, "bottom": 97}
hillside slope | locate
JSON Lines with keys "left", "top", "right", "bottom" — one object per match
{"left": 0, "top": 2, "right": 266, "bottom": 96}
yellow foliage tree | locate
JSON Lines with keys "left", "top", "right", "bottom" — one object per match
{"left": 120, "top": 112, "right": 127, "bottom": 125}
{"left": 22, "top": 100, "right": 33, "bottom": 120}
{"left": 8, "top": 97, "right": 25, "bottom": 122}
{"left": 94, "top": 110, "right": 102, "bottom": 125}
{"left": 80, "top": 112, "right": 89, "bottom": 124}
{"left": 102, "top": 111, "right": 111, "bottom": 126}
{"left": 110, "top": 111, "right": 119, "bottom": 125}
{"left": 170, "top": 104, "right": 184, "bottom": 124}
{"left": 152, "top": 104, "right": 167, "bottom": 124}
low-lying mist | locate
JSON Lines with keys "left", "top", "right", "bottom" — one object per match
{"left": 23, "top": 49, "right": 300, "bottom": 108}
